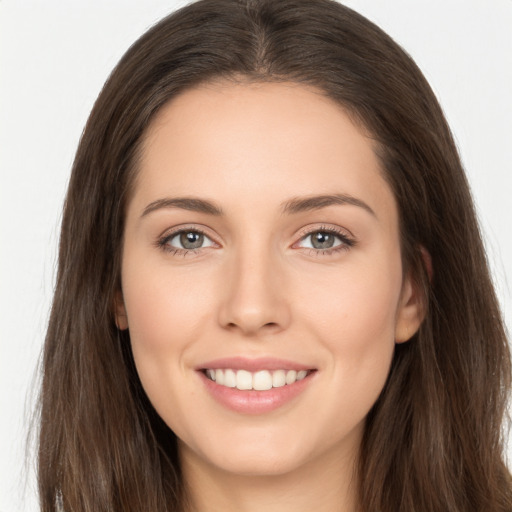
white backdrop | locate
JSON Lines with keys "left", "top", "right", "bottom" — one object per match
{"left": 1, "top": 1, "right": 511, "bottom": 511}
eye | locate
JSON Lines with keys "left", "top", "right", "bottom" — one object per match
{"left": 159, "top": 229, "right": 215, "bottom": 252}
{"left": 302, "top": 231, "right": 340, "bottom": 250}
{"left": 296, "top": 228, "right": 355, "bottom": 253}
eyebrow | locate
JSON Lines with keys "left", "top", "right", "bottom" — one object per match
{"left": 281, "top": 193, "right": 376, "bottom": 217}
{"left": 141, "top": 197, "right": 223, "bottom": 217}
{"left": 140, "top": 193, "right": 376, "bottom": 219}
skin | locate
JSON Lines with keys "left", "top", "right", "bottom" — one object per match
{"left": 116, "top": 81, "right": 424, "bottom": 512}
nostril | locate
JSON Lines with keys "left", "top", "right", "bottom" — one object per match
{"left": 224, "top": 321, "right": 279, "bottom": 332}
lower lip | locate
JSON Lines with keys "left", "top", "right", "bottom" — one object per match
{"left": 198, "top": 371, "right": 316, "bottom": 414}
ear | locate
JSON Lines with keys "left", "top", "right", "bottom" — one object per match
{"left": 394, "top": 270, "right": 425, "bottom": 343}
{"left": 394, "top": 247, "right": 431, "bottom": 343}
{"left": 114, "top": 290, "right": 129, "bottom": 330}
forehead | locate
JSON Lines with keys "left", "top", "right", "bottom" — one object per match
{"left": 132, "top": 81, "right": 396, "bottom": 226}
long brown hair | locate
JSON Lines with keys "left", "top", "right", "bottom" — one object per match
{"left": 38, "top": 1, "right": 512, "bottom": 510}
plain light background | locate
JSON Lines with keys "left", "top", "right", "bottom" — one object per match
{"left": 1, "top": 1, "right": 511, "bottom": 511}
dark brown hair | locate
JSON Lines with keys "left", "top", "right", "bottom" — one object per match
{"left": 38, "top": 0, "right": 512, "bottom": 510}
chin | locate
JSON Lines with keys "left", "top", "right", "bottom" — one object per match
{"left": 178, "top": 425, "right": 328, "bottom": 479}
{"left": 208, "top": 449, "right": 310, "bottom": 478}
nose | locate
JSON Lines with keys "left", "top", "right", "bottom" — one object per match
{"left": 217, "top": 249, "right": 291, "bottom": 337}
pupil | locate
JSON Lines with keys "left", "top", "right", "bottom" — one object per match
{"left": 312, "top": 232, "right": 334, "bottom": 249}
{"left": 180, "top": 231, "right": 204, "bottom": 249}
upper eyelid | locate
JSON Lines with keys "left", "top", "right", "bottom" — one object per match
{"left": 159, "top": 224, "right": 216, "bottom": 240}
{"left": 295, "top": 224, "right": 355, "bottom": 240}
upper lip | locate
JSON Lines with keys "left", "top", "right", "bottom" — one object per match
{"left": 196, "top": 356, "right": 315, "bottom": 372}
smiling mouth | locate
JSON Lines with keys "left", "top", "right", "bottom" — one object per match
{"left": 201, "top": 368, "right": 315, "bottom": 391}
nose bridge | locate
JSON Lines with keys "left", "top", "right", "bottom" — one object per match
{"left": 218, "top": 234, "right": 290, "bottom": 335}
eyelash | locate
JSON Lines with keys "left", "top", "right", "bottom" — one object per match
{"left": 294, "top": 225, "right": 356, "bottom": 256}
{"left": 156, "top": 226, "right": 214, "bottom": 256}
{"left": 156, "top": 225, "right": 356, "bottom": 257}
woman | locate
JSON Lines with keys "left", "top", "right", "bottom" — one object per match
{"left": 38, "top": 0, "right": 512, "bottom": 510}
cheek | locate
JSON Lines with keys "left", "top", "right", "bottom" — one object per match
{"left": 122, "top": 258, "right": 213, "bottom": 347}
{"left": 302, "top": 254, "right": 401, "bottom": 337}
{"left": 120, "top": 257, "right": 224, "bottom": 437}
{"left": 294, "top": 264, "right": 401, "bottom": 445}
{"left": 120, "top": 254, "right": 219, "bottom": 405}
{"left": 297, "top": 252, "right": 402, "bottom": 392}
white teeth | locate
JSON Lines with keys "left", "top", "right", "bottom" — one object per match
{"left": 205, "top": 368, "right": 311, "bottom": 390}
{"left": 236, "top": 369, "right": 253, "bottom": 390}
{"left": 285, "top": 370, "right": 297, "bottom": 385}
{"left": 272, "top": 369, "right": 286, "bottom": 388}
{"left": 253, "top": 370, "right": 273, "bottom": 391}
{"left": 297, "top": 370, "right": 308, "bottom": 381}
{"left": 223, "top": 369, "right": 237, "bottom": 388}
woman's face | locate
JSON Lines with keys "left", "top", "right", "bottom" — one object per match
{"left": 117, "top": 82, "right": 422, "bottom": 478}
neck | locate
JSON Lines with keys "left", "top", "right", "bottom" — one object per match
{"left": 179, "top": 441, "right": 360, "bottom": 512}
